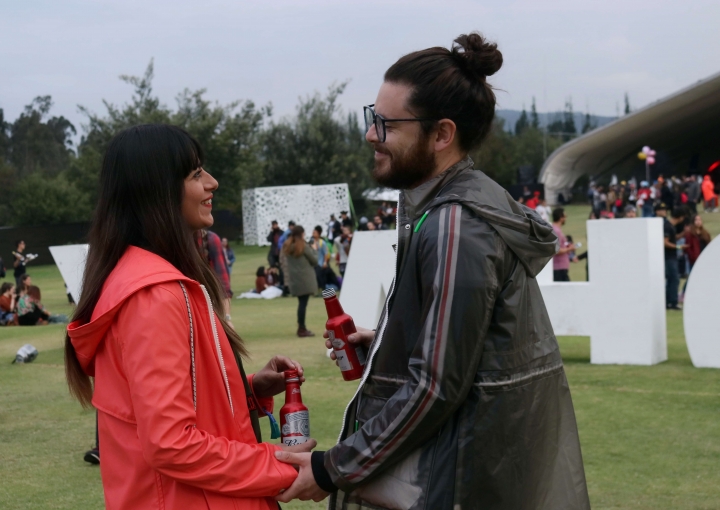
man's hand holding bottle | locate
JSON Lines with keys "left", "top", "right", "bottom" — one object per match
{"left": 324, "top": 325, "right": 374, "bottom": 363}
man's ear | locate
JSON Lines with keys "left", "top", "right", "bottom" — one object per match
{"left": 433, "top": 119, "right": 457, "bottom": 153}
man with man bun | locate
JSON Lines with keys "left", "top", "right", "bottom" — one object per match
{"left": 276, "top": 32, "right": 590, "bottom": 509}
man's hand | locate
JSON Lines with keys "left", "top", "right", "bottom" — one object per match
{"left": 274, "top": 451, "right": 329, "bottom": 503}
{"left": 324, "top": 326, "right": 374, "bottom": 362}
{"left": 279, "top": 439, "right": 317, "bottom": 455}
{"left": 252, "top": 356, "right": 305, "bottom": 398}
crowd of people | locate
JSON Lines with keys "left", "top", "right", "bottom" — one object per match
{"left": 544, "top": 179, "right": 714, "bottom": 310}
{"left": 259, "top": 212, "right": 369, "bottom": 336}
{"left": 584, "top": 174, "right": 718, "bottom": 219}
{"left": 1, "top": 274, "right": 67, "bottom": 326}
{"left": 1, "top": 240, "right": 67, "bottom": 326}
{"left": 356, "top": 202, "right": 397, "bottom": 231}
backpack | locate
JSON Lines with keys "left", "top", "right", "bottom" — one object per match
{"left": 13, "top": 344, "right": 39, "bottom": 364}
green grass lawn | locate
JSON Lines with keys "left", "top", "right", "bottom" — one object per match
{"left": 1, "top": 205, "right": 719, "bottom": 509}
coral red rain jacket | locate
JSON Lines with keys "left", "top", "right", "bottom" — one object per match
{"left": 68, "top": 246, "right": 296, "bottom": 509}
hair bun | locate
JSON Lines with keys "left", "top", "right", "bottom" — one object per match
{"left": 451, "top": 32, "right": 503, "bottom": 78}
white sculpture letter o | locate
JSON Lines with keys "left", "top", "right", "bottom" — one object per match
{"left": 684, "top": 235, "right": 720, "bottom": 368}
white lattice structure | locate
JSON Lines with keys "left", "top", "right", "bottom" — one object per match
{"left": 242, "top": 183, "right": 350, "bottom": 246}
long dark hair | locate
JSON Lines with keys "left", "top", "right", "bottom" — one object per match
{"left": 65, "top": 124, "right": 246, "bottom": 408}
{"left": 282, "top": 225, "right": 306, "bottom": 258}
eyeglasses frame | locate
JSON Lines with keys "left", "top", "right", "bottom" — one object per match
{"left": 363, "top": 104, "right": 438, "bottom": 143}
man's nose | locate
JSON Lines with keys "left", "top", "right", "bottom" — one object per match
{"left": 365, "top": 124, "right": 379, "bottom": 143}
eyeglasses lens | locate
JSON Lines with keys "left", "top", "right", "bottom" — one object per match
{"left": 375, "top": 115, "right": 385, "bottom": 142}
{"left": 363, "top": 107, "right": 374, "bottom": 134}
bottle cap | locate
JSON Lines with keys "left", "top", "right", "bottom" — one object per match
{"left": 322, "top": 288, "right": 336, "bottom": 299}
{"left": 284, "top": 369, "right": 300, "bottom": 380}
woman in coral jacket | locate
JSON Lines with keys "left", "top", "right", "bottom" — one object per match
{"left": 65, "top": 124, "right": 313, "bottom": 510}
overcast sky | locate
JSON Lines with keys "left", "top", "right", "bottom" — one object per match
{"left": 2, "top": 0, "right": 719, "bottom": 136}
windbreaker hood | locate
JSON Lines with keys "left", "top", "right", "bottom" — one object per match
{"left": 424, "top": 170, "right": 558, "bottom": 277}
{"left": 67, "top": 246, "right": 193, "bottom": 376}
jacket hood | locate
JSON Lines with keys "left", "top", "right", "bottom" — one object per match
{"left": 423, "top": 168, "right": 558, "bottom": 277}
{"left": 67, "top": 246, "right": 193, "bottom": 375}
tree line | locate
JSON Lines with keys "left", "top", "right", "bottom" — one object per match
{"left": 0, "top": 61, "right": 578, "bottom": 226}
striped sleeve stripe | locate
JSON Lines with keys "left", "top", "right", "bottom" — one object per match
{"left": 346, "top": 205, "right": 462, "bottom": 482}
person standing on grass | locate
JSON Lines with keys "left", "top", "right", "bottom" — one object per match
{"left": 680, "top": 214, "right": 711, "bottom": 302}
{"left": 266, "top": 220, "right": 283, "bottom": 267}
{"left": 198, "top": 229, "right": 233, "bottom": 324}
{"left": 333, "top": 225, "right": 353, "bottom": 277}
{"left": 552, "top": 207, "right": 576, "bottom": 282}
{"left": 221, "top": 237, "right": 236, "bottom": 274}
{"left": 12, "top": 240, "right": 34, "bottom": 289}
{"left": 280, "top": 225, "right": 318, "bottom": 338}
{"left": 655, "top": 203, "right": 687, "bottom": 310}
{"left": 65, "top": 124, "right": 315, "bottom": 510}
{"left": 275, "top": 32, "right": 589, "bottom": 509}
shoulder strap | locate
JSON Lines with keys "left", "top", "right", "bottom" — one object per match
{"left": 178, "top": 282, "right": 197, "bottom": 412}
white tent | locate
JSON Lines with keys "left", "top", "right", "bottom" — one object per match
{"left": 361, "top": 188, "right": 400, "bottom": 202}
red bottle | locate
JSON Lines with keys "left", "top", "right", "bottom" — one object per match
{"left": 279, "top": 369, "right": 310, "bottom": 446}
{"left": 322, "top": 288, "right": 366, "bottom": 381}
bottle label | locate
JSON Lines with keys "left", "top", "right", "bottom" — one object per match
{"left": 282, "top": 410, "right": 310, "bottom": 446}
{"left": 335, "top": 349, "right": 353, "bottom": 371}
{"left": 329, "top": 330, "right": 345, "bottom": 349}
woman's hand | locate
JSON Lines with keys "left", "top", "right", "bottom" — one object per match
{"left": 324, "top": 326, "right": 374, "bottom": 362}
{"left": 252, "top": 356, "right": 305, "bottom": 398}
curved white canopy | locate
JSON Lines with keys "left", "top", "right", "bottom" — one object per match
{"left": 540, "top": 71, "right": 720, "bottom": 204}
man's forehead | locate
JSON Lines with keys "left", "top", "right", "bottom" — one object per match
{"left": 374, "top": 82, "right": 413, "bottom": 117}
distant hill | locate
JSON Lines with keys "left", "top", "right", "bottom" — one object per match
{"left": 495, "top": 109, "right": 617, "bottom": 133}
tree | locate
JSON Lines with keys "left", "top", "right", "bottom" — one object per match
{"left": 8, "top": 96, "right": 76, "bottom": 178}
{"left": 470, "top": 119, "right": 563, "bottom": 189}
{"left": 581, "top": 113, "right": 597, "bottom": 134}
{"left": 73, "top": 60, "right": 269, "bottom": 213}
{"left": 530, "top": 98, "right": 540, "bottom": 129}
{"left": 261, "top": 83, "right": 374, "bottom": 197}
{"left": 9, "top": 172, "right": 91, "bottom": 225}
{"left": 515, "top": 106, "right": 529, "bottom": 135}
{"left": 562, "top": 98, "right": 577, "bottom": 140}
{"left": 624, "top": 93, "right": 631, "bottom": 115}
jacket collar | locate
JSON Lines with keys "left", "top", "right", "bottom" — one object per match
{"left": 68, "top": 246, "right": 195, "bottom": 375}
{"left": 400, "top": 156, "right": 474, "bottom": 222}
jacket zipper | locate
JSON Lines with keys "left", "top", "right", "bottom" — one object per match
{"left": 200, "top": 284, "right": 235, "bottom": 416}
{"left": 337, "top": 205, "right": 401, "bottom": 443}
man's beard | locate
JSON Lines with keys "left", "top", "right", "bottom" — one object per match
{"left": 371, "top": 134, "right": 436, "bottom": 190}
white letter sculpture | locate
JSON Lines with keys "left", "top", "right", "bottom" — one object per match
{"left": 339, "top": 230, "right": 397, "bottom": 330}
{"left": 538, "top": 218, "right": 667, "bottom": 365}
{"left": 338, "top": 218, "right": 668, "bottom": 366}
{"left": 49, "top": 244, "right": 89, "bottom": 303}
{"left": 683, "top": 235, "right": 720, "bottom": 368}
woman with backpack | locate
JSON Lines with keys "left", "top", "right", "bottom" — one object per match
{"left": 65, "top": 125, "right": 313, "bottom": 510}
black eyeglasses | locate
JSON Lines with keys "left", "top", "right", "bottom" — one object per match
{"left": 363, "top": 104, "right": 437, "bottom": 143}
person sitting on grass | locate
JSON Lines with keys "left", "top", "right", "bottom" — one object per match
{"left": 0, "top": 283, "right": 18, "bottom": 326}
{"left": 17, "top": 285, "right": 68, "bottom": 326}
{"left": 17, "top": 285, "right": 49, "bottom": 325}
{"left": 255, "top": 266, "right": 268, "bottom": 293}
{"left": 266, "top": 266, "right": 280, "bottom": 287}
